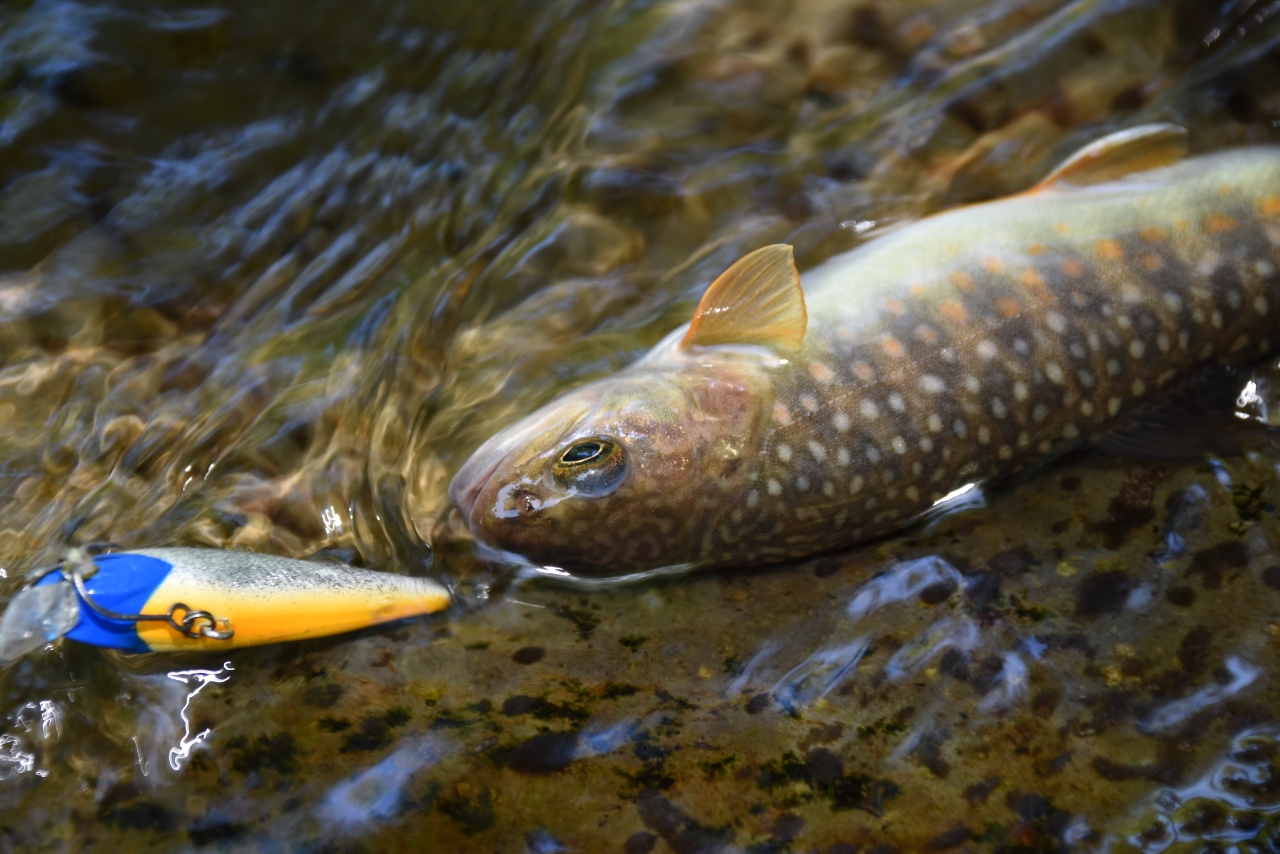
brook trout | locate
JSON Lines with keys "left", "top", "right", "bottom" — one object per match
{"left": 450, "top": 125, "right": 1280, "bottom": 574}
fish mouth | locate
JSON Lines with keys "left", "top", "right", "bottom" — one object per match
{"left": 449, "top": 453, "right": 503, "bottom": 525}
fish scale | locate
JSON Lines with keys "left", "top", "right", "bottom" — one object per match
{"left": 451, "top": 132, "right": 1280, "bottom": 574}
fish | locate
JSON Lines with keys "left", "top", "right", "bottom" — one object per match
{"left": 10, "top": 548, "right": 450, "bottom": 655}
{"left": 449, "top": 124, "right": 1280, "bottom": 575}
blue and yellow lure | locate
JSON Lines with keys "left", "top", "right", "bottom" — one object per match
{"left": 0, "top": 548, "right": 450, "bottom": 661}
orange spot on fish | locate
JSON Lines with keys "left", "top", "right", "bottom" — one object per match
{"left": 1060, "top": 258, "right": 1084, "bottom": 277}
{"left": 1139, "top": 226, "right": 1166, "bottom": 242}
{"left": 915, "top": 324, "right": 938, "bottom": 344}
{"left": 809, "top": 362, "right": 834, "bottom": 383}
{"left": 1205, "top": 213, "right": 1237, "bottom": 233}
{"left": 773, "top": 404, "right": 793, "bottom": 426}
{"left": 1020, "top": 269, "right": 1045, "bottom": 288}
{"left": 882, "top": 337, "right": 904, "bottom": 357}
{"left": 950, "top": 271, "right": 974, "bottom": 292}
{"left": 1260, "top": 196, "right": 1280, "bottom": 216}
{"left": 852, "top": 361, "right": 875, "bottom": 381}
{"left": 1096, "top": 239, "right": 1123, "bottom": 261}
{"left": 800, "top": 395, "right": 819, "bottom": 413}
{"left": 1174, "top": 217, "right": 1189, "bottom": 231}
{"left": 884, "top": 298, "right": 905, "bottom": 315}
{"left": 996, "top": 297, "right": 1022, "bottom": 318}
{"left": 1027, "top": 243, "right": 1046, "bottom": 256}
{"left": 940, "top": 300, "right": 967, "bottom": 323}
{"left": 1054, "top": 223, "right": 1070, "bottom": 235}
{"left": 910, "top": 283, "right": 926, "bottom": 296}
{"left": 1140, "top": 253, "right": 1162, "bottom": 271}
{"left": 982, "top": 255, "right": 1003, "bottom": 273}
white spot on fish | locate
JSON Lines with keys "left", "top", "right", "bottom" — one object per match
{"left": 920, "top": 437, "right": 934, "bottom": 452}
{"left": 905, "top": 486, "right": 920, "bottom": 502}
{"left": 1156, "top": 333, "right": 1170, "bottom": 352}
{"left": 1070, "top": 342, "right": 1087, "bottom": 360}
{"left": 1046, "top": 311, "right": 1067, "bottom": 333}
{"left": 1013, "top": 339, "right": 1030, "bottom": 356}
{"left": 1081, "top": 400, "right": 1095, "bottom": 416}
{"left": 921, "top": 375, "right": 945, "bottom": 393}
{"left": 1227, "top": 290, "right": 1243, "bottom": 310}
{"left": 1017, "top": 431, "right": 1030, "bottom": 449}
{"left": 1129, "top": 340, "right": 1145, "bottom": 359}
{"left": 888, "top": 393, "right": 906, "bottom": 413}
{"left": 1045, "top": 362, "right": 1064, "bottom": 384}
{"left": 954, "top": 419, "right": 968, "bottom": 438}
{"left": 1232, "top": 334, "right": 1250, "bottom": 353}
{"left": 808, "top": 441, "right": 827, "bottom": 461}
{"left": 796, "top": 476, "right": 810, "bottom": 492}
{"left": 1106, "top": 359, "right": 1121, "bottom": 377}
{"left": 1038, "top": 440, "right": 1052, "bottom": 452}
{"left": 1032, "top": 403, "right": 1048, "bottom": 423}
{"left": 1255, "top": 295, "right": 1269, "bottom": 315}
{"left": 1257, "top": 260, "right": 1276, "bottom": 277}
{"left": 912, "top": 461, "right": 922, "bottom": 476}
{"left": 777, "top": 444, "right": 793, "bottom": 463}
{"left": 1108, "top": 397, "right": 1122, "bottom": 416}
{"left": 1062, "top": 423, "right": 1080, "bottom": 440}
{"left": 998, "top": 445, "right": 1013, "bottom": 460}
{"left": 747, "top": 490, "right": 759, "bottom": 507}
{"left": 834, "top": 412, "right": 851, "bottom": 432}
{"left": 1087, "top": 330, "right": 1101, "bottom": 351}
{"left": 767, "top": 479, "right": 782, "bottom": 496}
{"left": 1131, "top": 379, "right": 1146, "bottom": 397}
{"left": 859, "top": 399, "right": 879, "bottom": 419}
{"left": 1120, "top": 282, "right": 1141, "bottom": 303}
{"left": 1195, "top": 252, "right": 1221, "bottom": 275}
{"left": 1211, "top": 309, "right": 1224, "bottom": 329}
{"left": 1013, "top": 381, "right": 1029, "bottom": 402}
{"left": 836, "top": 448, "right": 850, "bottom": 465}
{"left": 1164, "top": 292, "right": 1182, "bottom": 311}
{"left": 866, "top": 446, "right": 881, "bottom": 463}
{"left": 1192, "top": 307, "right": 1206, "bottom": 324}
{"left": 1077, "top": 369, "right": 1095, "bottom": 388}
{"left": 977, "top": 340, "right": 997, "bottom": 359}
{"left": 978, "top": 425, "right": 991, "bottom": 444}
{"left": 927, "top": 414, "right": 942, "bottom": 432}
{"left": 823, "top": 481, "right": 835, "bottom": 497}
{"left": 891, "top": 436, "right": 908, "bottom": 454}
{"left": 992, "top": 398, "right": 1007, "bottom": 418}
{"left": 1117, "top": 315, "right": 1132, "bottom": 329}
{"left": 964, "top": 375, "right": 981, "bottom": 393}
{"left": 850, "top": 475, "right": 864, "bottom": 494}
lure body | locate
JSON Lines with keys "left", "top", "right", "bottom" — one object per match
{"left": 32, "top": 548, "right": 449, "bottom": 652}
{"left": 450, "top": 128, "right": 1280, "bottom": 574}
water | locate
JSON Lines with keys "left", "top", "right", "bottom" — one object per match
{"left": 4, "top": 0, "right": 1280, "bottom": 849}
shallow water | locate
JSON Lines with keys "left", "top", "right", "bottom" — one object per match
{"left": 5, "top": 0, "right": 1280, "bottom": 850}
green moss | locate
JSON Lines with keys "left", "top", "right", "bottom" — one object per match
{"left": 436, "top": 787, "right": 496, "bottom": 835}
{"left": 551, "top": 603, "right": 601, "bottom": 641}
{"left": 619, "top": 634, "right": 649, "bottom": 652}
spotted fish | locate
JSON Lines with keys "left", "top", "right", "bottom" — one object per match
{"left": 450, "top": 125, "right": 1280, "bottom": 574}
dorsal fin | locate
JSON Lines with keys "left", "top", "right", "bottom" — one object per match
{"left": 682, "top": 244, "right": 807, "bottom": 352}
{"left": 1032, "top": 123, "right": 1188, "bottom": 191}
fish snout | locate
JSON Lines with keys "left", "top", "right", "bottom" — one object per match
{"left": 448, "top": 452, "right": 503, "bottom": 525}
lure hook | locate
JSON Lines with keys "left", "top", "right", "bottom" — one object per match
{"left": 60, "top": 549, "right": 234, "bottom": 641}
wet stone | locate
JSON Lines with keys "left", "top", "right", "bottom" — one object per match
{"left": 507, "top": 731, "right": 580, "bottom": 775}
{"left": 512, "top": 646, "right": 546, "bottom": 665}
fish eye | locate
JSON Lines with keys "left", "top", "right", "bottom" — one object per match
{"left": 560, "top": 440, "right": 607, "bottom": 466}
{"left": 553, "top": 438, "right": 626, "bottom": 496}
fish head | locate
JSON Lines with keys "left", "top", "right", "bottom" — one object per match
{"left": 449, "top": 349, "right": 771, "bottom": 574}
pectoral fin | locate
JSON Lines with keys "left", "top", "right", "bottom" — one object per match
{"left": 682, "top": 244, "right": 808, "bottom": 352}
{"left": 1032, "top": 123, "right": 1188, "bottom": 191}
{"left": 1090, "top": 368, "right": 1269, "bottom": 461}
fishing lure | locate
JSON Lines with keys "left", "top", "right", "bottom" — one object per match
{"left": 0, "top": 547, "right": 449, "bottom": 665}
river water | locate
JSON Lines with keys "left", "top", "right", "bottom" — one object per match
{"left": 4, "top": 0, "right": 1280, "bottom": 850}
